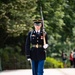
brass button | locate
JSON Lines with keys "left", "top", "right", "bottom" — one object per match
{"left": 37, "top": 40, "right": 38, "bottom": 42}
{"left": 37, "top": 37, "right": 39, "bottom": 39}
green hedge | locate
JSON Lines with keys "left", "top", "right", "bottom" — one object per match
{"left": 44, "top": 57, "right": 64, "bottom": 68}
{"left": 0, "top": 46, "right": 31, "bottom": 70}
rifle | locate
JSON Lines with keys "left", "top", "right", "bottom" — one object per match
{"left": 40, "top": 6, "right": 46, "bottom": 45}
{"left": 40, "top": 6, "right": 45, "bottom": 32}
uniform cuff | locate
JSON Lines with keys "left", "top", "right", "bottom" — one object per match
{"left": 26, "top": 55, "right": 30, "bottom": 59}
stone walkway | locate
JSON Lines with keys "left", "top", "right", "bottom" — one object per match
{"left": 0, "top": 68, "right": 75, "bottom": 75}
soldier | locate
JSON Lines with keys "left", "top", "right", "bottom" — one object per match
{"left": 73, "top": 49, "right": 75, "bottom": 68}
{"left": 69, "top": 51, "right": 73, "bottom": 68}
{"left": 25, "top": 20, "right": 48, "bottom": 75}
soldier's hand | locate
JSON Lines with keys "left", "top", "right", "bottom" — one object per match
{"left": 27, "top": 58, "right": 31, "bottom": 61}
{"left": 43, "top": 44, "right": 48, "bottom": 49}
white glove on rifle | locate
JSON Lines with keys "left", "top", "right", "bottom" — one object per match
{"left": 43, "top": 44, "right": 48, "bottom": 49}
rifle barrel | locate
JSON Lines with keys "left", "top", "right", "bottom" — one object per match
{"left": 40, "top": 6, "right": 45, "bottom": 31}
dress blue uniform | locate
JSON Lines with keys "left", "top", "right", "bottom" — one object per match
{"left": 25, "top": 21, "right": 48, "bottom": 75}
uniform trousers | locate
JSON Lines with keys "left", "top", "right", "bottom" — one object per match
{"left": 31, "top": 60, "right": 44, "bottom": 75}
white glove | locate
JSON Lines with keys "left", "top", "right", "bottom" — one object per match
{"left": 43, "top": 44, "right": 48, "bottom": 49}
{"left": 27, "top": 58, "right": 31, "bottom": 61}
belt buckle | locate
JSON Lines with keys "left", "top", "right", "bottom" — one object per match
{"left": 36, "top": 44, "right": 38, "bottom": 48}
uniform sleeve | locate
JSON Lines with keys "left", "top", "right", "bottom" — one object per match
{"left": 25, "top": 31, "right": 31, "bottom": 59}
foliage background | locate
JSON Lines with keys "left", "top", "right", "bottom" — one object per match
{"left": 0, "top": 0, "right": 75, "bottom": 70}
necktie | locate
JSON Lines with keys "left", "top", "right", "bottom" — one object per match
{"left": 36, "top": 32, "right": 39, "bottom": 34}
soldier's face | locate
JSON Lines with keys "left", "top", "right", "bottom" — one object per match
{"left": 34, "top": 24, "right": 42, "bottom": 30}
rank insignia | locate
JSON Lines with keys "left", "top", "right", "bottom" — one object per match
{"left": 32, "top": 35, "right": 35, "bottom": 36}
{"left": 41, "top": 36, "right": 43, "bottom": 39}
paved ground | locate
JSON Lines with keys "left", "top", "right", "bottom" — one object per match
{"left": 0, "top": 68, "right": 75, "bottom": 75}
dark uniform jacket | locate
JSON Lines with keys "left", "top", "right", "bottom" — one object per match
{"left": 25, "top": 30, "right": 48, "bottom": 61}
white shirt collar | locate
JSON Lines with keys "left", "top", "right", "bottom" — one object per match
{"left": 35, "top": 30, "right": 40, "bottom": 33}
